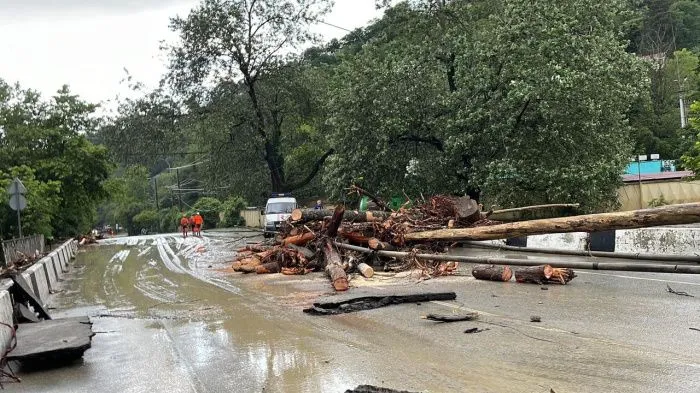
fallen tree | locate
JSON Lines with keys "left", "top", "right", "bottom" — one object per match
{"left": 404, "top": 203, "right": 700, "bottom": 242}
{"left": 333, "top": 242, "right": 700, "bottom": 274}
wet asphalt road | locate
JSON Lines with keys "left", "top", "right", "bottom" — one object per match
{"left": 5, "top": 229, "right": 700, "bottom": 393}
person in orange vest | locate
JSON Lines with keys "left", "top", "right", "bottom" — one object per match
{"left": 192, "top": 212, "right": 204, "bottom": 237}
{"left": 188, "top": 215, "right": 195, "bottom": 234}
{"left": 179, "top": 214, "right": 189, "bottom": 238}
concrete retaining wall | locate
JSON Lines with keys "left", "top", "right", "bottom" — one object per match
{"left": 0, "top": 239, "right": 77, "bottom": 355}
{"left": 476, "top": 227, "right": 700, "bottom": 255}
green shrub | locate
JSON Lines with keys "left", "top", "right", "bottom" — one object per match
{"left": 192, "top": 197, "right": 222, "bottom": 229}
{"left": 132, "top": 209, "right": 159, "bottom": 234}
{"left": 220, "top": 196, "right": 247, "bottom": 227}
{"left": 160, "top": 207, "right": 181, "bottom": 233}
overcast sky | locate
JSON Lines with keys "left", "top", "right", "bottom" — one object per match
{"left": 0, "top": 0, "right": 381, "bottom": 106}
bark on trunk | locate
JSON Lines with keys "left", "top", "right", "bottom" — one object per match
{"left": 281, "top": 232, "right": 315, "bottom": 246}
{"left": 290, "top": 208, "right": 392, "bottom": 223}
{"left": 404, "top": 203, "right": 700, "bottom": 241}
{"left": 323, "top": 240, "right": 348, "bottom": 291}
{"left": 514, "top": 265, "right": 554, "bottom": 284}
{"left": 471, "top": 264, "right": 512, "bottom": 282}
{"left": 338, "top": 229, "right": 372, "bottom": 245}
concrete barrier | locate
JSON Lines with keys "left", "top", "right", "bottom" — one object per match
{"left": 50, "top": 253, "right": 64, "bottom": 278}
{"left": 0, "top": 280, "right": 14, "bottom": 350}
{"left": 57, "top": 249, "right": 69, "bottom": 272}
{"left": 527, "top": 232, "right": 589, "bottom": 251}
{"left": 40, "top": 258, "right": 58, "bottom": 293}
{"left": 22, "top": 263, "right": 50, "bottom": 307}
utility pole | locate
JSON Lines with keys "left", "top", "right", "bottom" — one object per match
{"left": 176, "top": 168, "right": 183, "bottom": 212}
{"left": 154, "top": 177, "right": 159, "bottom": 210}
{"left": 679, "top": 93, "right": 687, "bottom": 128}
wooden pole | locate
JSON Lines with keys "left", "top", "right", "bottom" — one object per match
{"left": 404, "top": 203, "right": 700, "bottom": 242}
{"left": 333, "top": 242, "right": 700, "bottom": 274}
{"left": 290, "top": 208, "right": 392, "bottom": 223}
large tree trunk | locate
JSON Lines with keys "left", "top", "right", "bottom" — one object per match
{"left": 323, "top": 240, "right": 348, "bottom": 291}
{"left": 514, "top": 265, "right": 554, "bottom": 284}
{"left": 291, "top": 208, "right": 392, "bottom": 223}
{"left": 471, "top": 265, "right": 512, "bottom": 282}
{"left": 404, "top": 203, "right": 700, "bottom": 242}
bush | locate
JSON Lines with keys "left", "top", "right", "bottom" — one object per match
{"left": 192, "top": 197, "right": 222, "bottom": 229}
{"left": 220, "top": 196, "right": 247, "bottom": 227}
{"left": 159, "top": 207, "right": 182, "bottom": 233}
{"left": 132, "top": 209, "right": 159, "bottom": 234}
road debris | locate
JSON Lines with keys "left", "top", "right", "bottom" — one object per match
{"left": 666, "top": 284, "right": 694, "bottom": 297}
{"left": 345, "top": 385, "right": 419, "bottom": 393}
{"left": 303, "top": 289, "right": 456, "bottom": 315}
{"left": 530, "top": 315, "right": 542, "bottom": 323}
{"left": 463, "top": 327, "right": 489, "bottom": 334}
{"left": 423, "top": 312, "right": 479, "bottom": 323}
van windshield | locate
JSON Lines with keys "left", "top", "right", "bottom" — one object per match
{"left": 266, "top": 202, "right": 295, "bottom": 214}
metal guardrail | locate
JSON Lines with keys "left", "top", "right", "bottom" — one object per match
{"left": 1, "top": 234, "right": 45, "bottom": 268}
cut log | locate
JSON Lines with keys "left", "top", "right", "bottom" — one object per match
{"left": 356, "top": 262, "right": 374, "bottom": 278}
{"left": 326, "top": 205, "right": 346, "bottom": 238}
{"left": 548, "top": 267, "right": 576, "bottom": 284}
{"left": 424, "top": 312, "right": 479, "bottom": 322}
{"left": 323, "top": 241, "right": 348, "bottom": 291}
{"left": 471, "top": 264, "right": 512, "bottom": 282}
{"left": 281, "top": 232, "right": 315, "bottom": 246}
{"left": 404, "top": 203, "right": 700, "bottom": 242}
{"left": 368, "top": 238, "right": 396, "bottom": 251}
{"left": 514, "top": 265, "right": 554, "bottom": 284}
{"left": 339, "top": 229, "right": 372, "bottom": 245}
{"left": 489, "top": 203, "right": 580, "bottom": 222}
{"left": 290, "top": 208, "right": 392, "bottom": 223}
{"left": 255, "top": 262, "right": 281, "bottom": 274}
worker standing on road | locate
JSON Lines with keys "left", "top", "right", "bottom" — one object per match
{"left": 314, "top": 200, "right": 323, "bottom": 210}
{"left": 188, "top": 214, "right": 195, "bottom": 235}
{"left": 192, "top": 212, "right": 204, "bottom": 237}
{"left": 180, "top": 214, "right": 189, "bottom": 238}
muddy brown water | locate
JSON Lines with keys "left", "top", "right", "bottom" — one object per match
{"left": 6, "top": 230, "right": 700, "bottom": 392}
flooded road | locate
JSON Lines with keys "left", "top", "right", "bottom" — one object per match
{"left": 6, "top": 230, "right": 700, "bottom": 392}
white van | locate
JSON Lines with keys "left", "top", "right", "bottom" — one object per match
{"left": 262, "top": 194, "right": 297, "bottom": 237}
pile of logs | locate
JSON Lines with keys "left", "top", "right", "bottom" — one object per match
{"left": 233, "top": 194, "right": 491, "bottom": 291}
{"left": 231, "top": 187, "right": 700, "bottom": 291}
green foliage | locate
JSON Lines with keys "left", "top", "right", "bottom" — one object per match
{"left": 220, "top": 196, "right": 247, "bottom": 227}
{"left": 160, "top": 207, "right": 182, "bottom": 233}
{"left": 0, "top": 79, "right": 112, "bottom": 238}
{"left": 166, "top": 0, "right": 335, "bottom": 193}
{"left": 324, "top": 0, "right": 645, "bottom": 211}
{"left": 648, "top": 194, "right": 670, "bottom": 207}
{"left": 132, "top": 209, "right": 160, "bottom": 233}
{"left": 680, "top": 101, "right": 700, "bottom": 171}
{"left": 0, "top": 166, "right": 61, "bottom": 238}
{"left": 192, "top": 197, "right": 222, "bottom": 229}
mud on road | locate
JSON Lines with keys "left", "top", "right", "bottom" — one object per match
{"left": 6, "top": 229, "right": 700, "bottom": 393}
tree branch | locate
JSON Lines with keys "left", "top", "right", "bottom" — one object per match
{"left": 282, "top": 148, "right": 335, "bottom": 191}
{"left": 392, "top": 134, "right": 444, "bottom": 152}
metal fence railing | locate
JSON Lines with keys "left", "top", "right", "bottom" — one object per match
{"left": 1, "top": 234, "right": 45, "bottom": 268}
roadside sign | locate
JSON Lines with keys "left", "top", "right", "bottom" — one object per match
{"left": 7, "top": 178, "right": 27, "bottom": 195}
{"left": 9, "top": 194, "right": 27, "bottom": 211}
{"left": 8, "top": 177, "right": 27, "bottom": 237}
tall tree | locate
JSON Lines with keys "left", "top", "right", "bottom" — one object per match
{"left": 167, "top": 0, "right": 335, "bottom": 192}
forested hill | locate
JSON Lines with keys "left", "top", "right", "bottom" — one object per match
{"left": 3, "top": 0, "right": 700, "bottom": 238}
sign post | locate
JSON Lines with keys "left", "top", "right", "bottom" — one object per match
{"left": 8, "top": 178, "right": 27, "bottom": 238}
